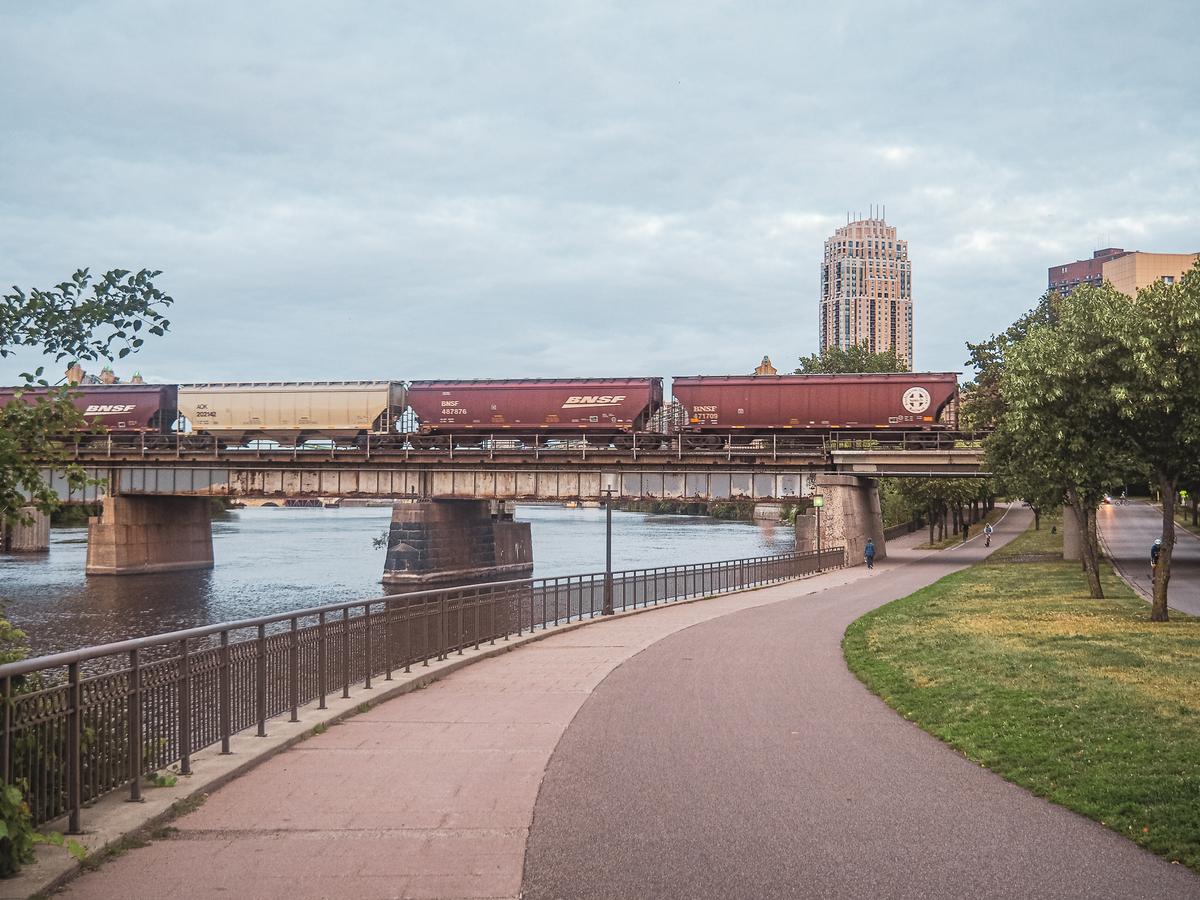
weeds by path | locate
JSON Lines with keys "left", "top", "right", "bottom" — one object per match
{"left": 844, "top": 519, "right": 1200, "bottom": 871}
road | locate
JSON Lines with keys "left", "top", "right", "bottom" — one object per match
{"left": 1097, "top": 501, "right": 1200, "bottom": 616}
{"left": 522, "top": 505, "right": 1200, "bottom": 900}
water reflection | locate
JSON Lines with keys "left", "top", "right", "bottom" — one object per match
{"left": 0, "top": 505, "right": 795, "bottom": 655}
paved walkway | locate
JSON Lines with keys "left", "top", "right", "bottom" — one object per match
{"left": 61, "top": 548, "right": 877, "bottom": 899}
{"left": 523, "top": 507, "right": 1200, "bottom": 900}
{"left": 1098, "top": 501, "right": 1200, "bottom": 615}
{"left": 61, "top": 511, "right": 1200, "bottom": 899}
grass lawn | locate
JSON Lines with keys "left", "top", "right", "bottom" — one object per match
{"left": 916, "top": 505, "right": 1007, "bottom": 550}
{"left": 844, "top": 517, "right": 1200, "bottom": 871}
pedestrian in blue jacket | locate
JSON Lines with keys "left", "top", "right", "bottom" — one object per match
{"left": 864, "top": 538, "right": 876, "bottom": 570}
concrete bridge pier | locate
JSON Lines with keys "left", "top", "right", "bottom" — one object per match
{"left": 1, "top": 507, "right": 51, "bottom": 552}
{"left": 795, "top": 474, "right": 886, "bottom": 567}
{"left": 382, "top": 499, "right": 533, "bottom": 591}
{"left": 85, "top": 496, "right": 215, "bottom": 575}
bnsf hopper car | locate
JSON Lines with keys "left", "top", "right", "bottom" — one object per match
{"left": 0, "top": 384, "right": 179, "bottom": 433}
{"left": 407, "top": 378, "right": 663, "bottom": 440}
{"left": 177, "top": 381, "right": 407, "bottom": 445}
{"left": 671, "top": 373, "right": 959, "bottom": 433}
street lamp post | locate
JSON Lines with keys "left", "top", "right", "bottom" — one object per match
{"left": 602, "top": 489, "right": 614, "bottom": 615}
{"left": 812, "top": 495, "right": 825, "bottom": 571}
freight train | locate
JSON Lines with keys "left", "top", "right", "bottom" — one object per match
{"left": 0, "top": 372, "right": 959, "bottom": 446}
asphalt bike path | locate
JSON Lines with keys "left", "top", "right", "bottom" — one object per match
{"left": 522, "top": 506, "right": 1200, "bottom": 900}
{"left": 1098, "top": 501, "right": 1200, "bottom": 616}
{"left": 58, "top": 538, "right": 892, "bottom": 899}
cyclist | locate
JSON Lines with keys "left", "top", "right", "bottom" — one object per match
{"left": 984, "top": 522, "right": 994, "bottom": 547}
{"left": 1151, "top": 538, "right": 1162, "bottom": 580}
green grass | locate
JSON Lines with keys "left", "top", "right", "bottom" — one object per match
{"left": 844, "top": 518, "right": 1200, "bottom": 870}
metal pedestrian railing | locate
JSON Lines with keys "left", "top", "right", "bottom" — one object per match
{"left": 0, "top": 546, "right": 844, "bottom": 831}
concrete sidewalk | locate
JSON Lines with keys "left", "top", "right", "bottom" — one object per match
{"left": 60, "top": 548, "right": 885, "bottom": 899}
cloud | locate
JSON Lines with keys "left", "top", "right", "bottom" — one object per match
{"left": 1, "top": 0, "right": 1197, "bottom": 387}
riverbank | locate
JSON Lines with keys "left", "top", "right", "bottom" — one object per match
{"left": 843, "top": 518, "right": 1200, "bottom": 871}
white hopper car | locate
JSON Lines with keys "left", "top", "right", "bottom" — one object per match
{"left": 177, "top": 381, "right": 407, "bottom": 445}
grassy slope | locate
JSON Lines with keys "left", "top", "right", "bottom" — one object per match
{"left": 844, "top": 518, "right": 1200, "bottom": 870}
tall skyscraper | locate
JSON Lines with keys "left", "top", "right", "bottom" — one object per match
{"left": 820, "top": 213, "right": 913, "bottom": 368}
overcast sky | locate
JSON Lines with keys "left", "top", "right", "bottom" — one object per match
{"left": 1, "top": 1, "right": 1196, "bottom": 386}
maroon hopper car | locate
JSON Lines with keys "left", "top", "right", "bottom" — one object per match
{"left": 671, "top": 373, "right": 959, "bottom": 432}
{"left": 0, "top": 384, "right": 179, "bottom": 433}
{"left": 408, "top": 378, "right": 664, "bottom": 435}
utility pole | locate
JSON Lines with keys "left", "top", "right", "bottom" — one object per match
{"left": 602, "top": 489, "right": 615, "bottom": 615}
{"left": 813, "top": 495, "right": 825, "bottom": 571}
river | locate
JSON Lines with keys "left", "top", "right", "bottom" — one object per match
{"left": 0, "top": 505, "right": 795, "bottom": 656}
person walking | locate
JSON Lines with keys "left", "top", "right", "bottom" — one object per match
{"left": 984, "top": 522, "right": 994, "bottom": 547}
{"left": 864, "top": 538, "right": 876, "bottom": 570}
{"left": 962, "top": 521, "right": 970, "bottom": 544}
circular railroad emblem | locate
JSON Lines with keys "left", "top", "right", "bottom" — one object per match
{"left": 902, "top": 387, "right": 931, "bottom": 414}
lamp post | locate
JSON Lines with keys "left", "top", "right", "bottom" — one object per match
{"left": 602, "top": 488, "right": 614, "bottom": 615}
{"left": 812, "top": 495, "right": 825, "bottom": 571}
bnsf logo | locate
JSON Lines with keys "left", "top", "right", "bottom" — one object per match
{"left": 562, "top": 395, "right": 626, "bottom": 409}
{"left": 84, "top": 404, "right": 137, "bottom": 415}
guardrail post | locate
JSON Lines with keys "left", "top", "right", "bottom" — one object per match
{"left": 364, "top": 604, "right": 374, "bottom": 687}
{"left": 318, "top": 612, "right": 328, "bottom": 707}
{"left": 67, "top": 661, "right": 82, "bottom": 834}
{"left": 178, "top": 639, "right": 192, "bottom": 776}
{"left": 341, "top": 609, "right": 351, "bottom": 698}
{"left": 256, "top": 624, "right": 267, "bottom": 737}
{"left": 385, "top": 600, "right": 395, "bottom": 680}
{"left": 0, "top": 676, "right": 10, "bottom": 789}
{"left": 128, "top": 649, "right": 143, "bottom": 798}
{"left": 289, "top": 617, "right": 300, "bottom": 721}
{"left": 219, "top": 633, "right": 231, "bottom": 753}
{"left": 438, "top": 595, "right": 448, "bottom": 659}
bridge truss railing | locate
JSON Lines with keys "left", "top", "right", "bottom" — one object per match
{"left": 824, "top": 430, "right": 988, "bottom": 453}
{"left": 0, "top": 546, "right": 844, "bottom": 832}
{"left": 38, "top": 429, "right": 985, "bottom": 462}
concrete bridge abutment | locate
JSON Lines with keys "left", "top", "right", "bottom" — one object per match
{"left": 382, "top": 499, "right": 533, "bottom": 591}
{"left": 1, "top": 507, "right": 50, "bottom": 552}
{"left": 85, "top": 495, "right": 215, "bottom": 576}
{"left": 795, "top": 475, "right": 886, "bottom": 567}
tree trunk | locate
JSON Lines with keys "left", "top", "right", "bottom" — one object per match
{"left": 928, "top": 505, "right": 935, "bottom": 544}
{"left": 1033, "top": 506, "right": 1041, "bottom": 530}
{"left": 1191, "top": 494, "right": 1197, "bottom": 527}
{"left": 1152, "top": 472, "right": 1176, "bottom": 622}
{"left": 1066, "top": 487, "right": 1103, "bottom": 599}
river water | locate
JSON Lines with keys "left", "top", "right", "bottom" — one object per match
{"left": 0, "top": 505, "right": 794, "bottom": 656}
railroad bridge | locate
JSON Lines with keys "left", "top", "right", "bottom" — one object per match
{"left": 21, "top": 432, "right": 988, "bottom": 584}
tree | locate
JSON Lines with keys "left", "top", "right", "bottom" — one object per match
{"left": 961, "top": 291, "right": 1058, "bottom": 430}
{"left": 1110, "top": 261, "right": 1200, "bottom": 621}
{"left": 795, "top": 342, "right": 908, "bottom": 374}
{"left": 992, "top": 284, "right": 1136, "bottom": 599}
{"left": 1, "top": 269, "right": 173, "bottom": 528}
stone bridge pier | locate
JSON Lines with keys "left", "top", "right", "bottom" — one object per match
{"left": 85, "top": 496, "right": 215, "bottom": 575}
{"left": 1, "top": 507, "right": 51, "bottom": 552}
{"left": 794, "top": 474, "right": 886, "bottom": 567}
{"left": 382, "top": 499, "right": 534, "bottom": 591}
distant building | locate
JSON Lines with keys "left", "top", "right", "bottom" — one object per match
{"left": 1049, "top": 249, "right": 1198, "bottom": 297}
{"left": 820, "top": 214, "right": 912, "bottom": 368}
{"left": 1048, "top": 248, "right": 1126, "bottom": 296}
{"left": 753, "top": 356, "right": 778, "bottom": 376}
{"left": 1102, "top": 252, "right": 1199, "bottom": 297}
